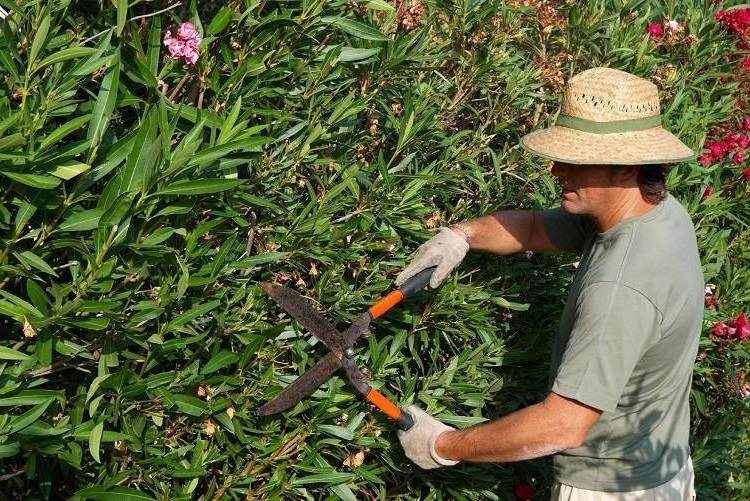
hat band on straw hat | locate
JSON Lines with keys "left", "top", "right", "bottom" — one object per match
{"left": 555, "top": 114, "right": 662, "bottom": 134}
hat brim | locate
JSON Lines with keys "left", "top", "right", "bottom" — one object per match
{"left": 520, "top": 125, "right": 695, "bottom": 165}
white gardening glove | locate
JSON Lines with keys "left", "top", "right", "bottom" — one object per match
{"left": 397, "top": 405, "right": 459, "bottom": 470}
{"left": 395, "top": 227, "right": 470, "bottom": 289}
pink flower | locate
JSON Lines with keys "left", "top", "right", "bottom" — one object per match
{"left": 163, "top": 21, "right": 201, "bottom": 65}
{"left": 742, "top": 56, "right": 750, "bottom": 72}
{"left": 741, "top": 116, "right": 750, "bottom": 131}
{"left": 732, "top": 151, "right": 745, "bottom": 165}
{"left": 177, "top": 22, "right": 198, "bottom": 40}
{"left": 743, "top": 167, "right": 750, "bottom": 180}
{"left": 647, "top": 22, "right": 664, "bottom": 39}
{"left": 665, "top": 20, "right": 682, "bottom": 33}
{"left": 738, "top": 135, "right": 750, "bottom": 149}
{"left": 698, "top": 153, "right": 714, "bottom": 167}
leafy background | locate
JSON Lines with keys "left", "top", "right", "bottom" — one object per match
{"left": 0, "top": 0, "right": 748, "bottom": 499}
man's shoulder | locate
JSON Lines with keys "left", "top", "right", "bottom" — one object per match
{"left": 581, "top": 197, "right": 702, "bottom": 313}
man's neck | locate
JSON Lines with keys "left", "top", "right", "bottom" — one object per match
{"left": 593, "top": 192, "right": 659, "bottom": 233}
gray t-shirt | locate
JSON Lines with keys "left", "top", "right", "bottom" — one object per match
{"left": 541, "top": 193, "right": 703, "bottom": 492}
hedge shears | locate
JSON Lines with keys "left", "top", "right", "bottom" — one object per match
{"left": 258, "top": 266, "right": 436, "bottom": 431}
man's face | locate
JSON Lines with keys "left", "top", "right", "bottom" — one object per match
{"left": 549, "top": 162, "right": 618, "bottom": 215}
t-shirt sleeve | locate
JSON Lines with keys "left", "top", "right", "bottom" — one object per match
{"left": 551, "top": 282, "right": 661, "bottom": 412}
{"left": 541, "top": 207, "right": 596, "bottom": 252}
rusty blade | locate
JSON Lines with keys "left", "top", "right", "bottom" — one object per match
{"left": 258, "top": 352, "right": 342, "bottom": 415}
{"left": 260, "top": 282, "right": 344, "bottom": 355}
{"left": 341, "top": 356, "right": 370, "bottom": 396}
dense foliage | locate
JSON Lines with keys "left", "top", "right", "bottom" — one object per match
{"left": 0, "top": 0, "right": 748, "bottom": 499}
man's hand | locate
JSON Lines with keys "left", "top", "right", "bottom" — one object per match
{"left": 397, "top": 405, "right": 460, "bottom": 469}
{"left": 396, "top": 228, "right": 469, "bottom": 289}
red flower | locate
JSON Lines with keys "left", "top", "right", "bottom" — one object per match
{"left": 647, "top": 22, "right": 664, "bottom": 39}
{"left": 736, "top": 312, "right": 750, "bottom": 341}
{"left": 702, "top": 186, "right": 714, "bottom": 199}
{"left": 738, "top": 135, "right": 750, "bottom": 149}
{"left": 698, "top": 153, "right": 714, "bottom": 167}
{"left": 707, "top": 140, "right": 728, "bottom": 158}
{"left": 514, "top": 483, "right": 535, "bottom": 500}
{"left": 713, "top": 322, "right": 730, "bottom": 338}
{"left": 712, "top": 313, "right": 750, "bottom": 341}
{"left": 716, "top": 7, "right": 750, "bottom": 37}
{"left": 725, "top": 132, "right": 741, "bottom": 147}
{"left": 743, "top": 167, "right": 750, "bottom": 180}
{"left": 742, "top": 57, "right": 750, "bottom": 72}
{"left": 742, "top": 116, "right": 750, "bottom": 131}
{"left": 732, "top": 151, "right": 745, "bottom": 165}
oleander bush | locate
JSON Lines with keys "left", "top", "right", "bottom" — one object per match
{"left": 0, "top": 0, "right": 748, "bottom": 499}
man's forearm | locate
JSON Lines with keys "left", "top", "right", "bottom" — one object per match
{"left": 434, "top": 394, "right": 597, "bottom": 463}
{"left": 452, "top": 211, "right": 547, "bottom": 255}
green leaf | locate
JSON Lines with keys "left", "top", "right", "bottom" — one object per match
{"left": 155, "top": 179, "right": 243, "bottom": 196}
{"left": 0, "top": 133, "right": 26, "bottom": 150}
{"left": 167, "top": 300, "right": 220, "bottom": 330}
{"left": 318, "top": 424, "right": 354, "bottom": 440}
{"left": 292, "top": 472, "right": 354, "bottom": 486}
{"left": 218, "top": 96, "right": 242, "bottom": 144}
{"left": 331, "top": 17, "right": 388, "bottom": 41}
{"left": 207, "top": 7, "right": 234, "bottom": 35}
{"left": 35, "top": 47, "right": 99, "bottom": 72}
{"left": 16, "top": 250, "right": 57, "bottom": 276}
{"left": 228, "top": 252, "right": 289, "bottom": 270}
{"left": 38, "top": 114, "right": 92, "bottom": 152}
{"left": 29, "top": 9, "right": 51, "bottom": 67}
{"left": 9, "top": 399, "right": 53, "bottom": 434}
{"left": 140, "top": 227, "right": 176, "bottom": 246}
{"left": 147, "top": 15, "right": 161, "bottom": 74}
{"left": 72, "top": 317, "right": 110, "bottom": 330}
{"left": 0, "top": 171, "right": 61, "bottom": 189}
{"left": 0, "top": 346, "right": 32, "bottom": 361}
{"left": 57, "top": 208, "right": 105, "bottom": 232}
{"left": 120, "top": 112, "right": 158, "bottom": 193}
{"left": 200, "top": 350, "right": 239, "bottom": 375}
{"left": 187, "top": 137, "right": 271, "bottom": 167}
{"left": 339, "top": 47, "right": 380, "bottom": 62}
{"left": 0, "top": 290, "right": 44, "bottom": 319}
{"left": 365, "top": 0, "right": 396, "bottom": 12}
{"left": 0, "top": 390, "right": 65, "bottom": 407}
{"left": 491, "top": 297, "right": 530, "bottom": 311}
{"left": 89, "top": 420, "right": 104, "bottom": 462}
{"left": 116, "top": 0, "right": 127, "bottom": 37}
{"left": 172, "top": 394, "right": 208, "bottom": 416}
{"left": 0, "top": 443, "right": 21, "bottom": 459}
{"left": 51, "top": 161, "right": 91, "bottom": 180}
{"left": 74, "top": 486, "right": 156, "bottom": 501}
{"left": 87, "top": 48, "right": 120, "bottom": 160}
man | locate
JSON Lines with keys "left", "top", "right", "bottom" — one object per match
{"left": 395, "top": 68, "right": 702, "bottom": 500}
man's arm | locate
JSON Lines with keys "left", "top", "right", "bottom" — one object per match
{"left": 434, "top": 392, "right": 601, "bottom": 463}
{"left": 454, "top": 211, "right": 558, "bottom": 255}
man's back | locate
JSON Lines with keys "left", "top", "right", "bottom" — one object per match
{"left": 543, "top": 193, "right": 704, "bottom": 491}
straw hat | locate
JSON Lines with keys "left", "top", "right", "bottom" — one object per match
{"left": 520, "top": 67, "right": 695, "bottom": 165}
